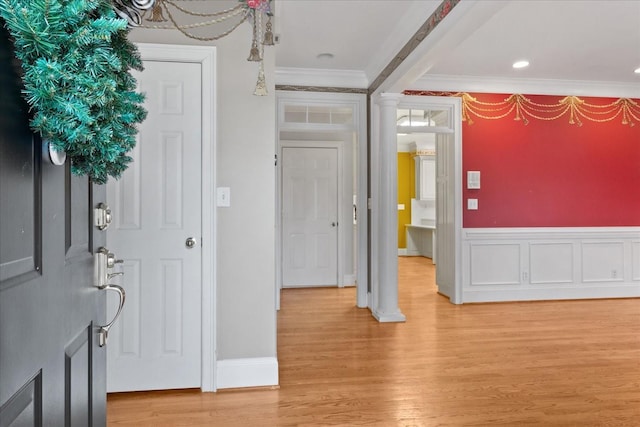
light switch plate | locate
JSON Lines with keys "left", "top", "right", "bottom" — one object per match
{"left": 467, "top": 171, "right": 481, "bottom": 189}
{"left": 217, "top": 187, "right": 231, "bottom": 207}
{"left": 467, "top": 198, "right": 478, "bottom": 210}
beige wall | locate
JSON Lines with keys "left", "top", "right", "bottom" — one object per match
{"left": 129, "top": 25, "right": 277, "bottom": 361}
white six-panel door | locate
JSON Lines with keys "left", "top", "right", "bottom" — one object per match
{"left": 106, "top": 60, "right": 202, "bottom": 392}
{"left": 282, "top": 147, "right": 339, "bottom": 287}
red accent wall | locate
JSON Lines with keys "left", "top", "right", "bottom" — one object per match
{"left": 462, "top": 93, "right": 640, "bottom": 228}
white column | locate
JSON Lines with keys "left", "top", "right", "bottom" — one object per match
{"left": 368, "top": 102, "right": 380, "bottom": 312}
{"left": 372, "top": 93, "right": 405, "bottom": 322}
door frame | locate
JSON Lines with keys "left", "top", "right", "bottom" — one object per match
{"left": 134, "top": 43, "right": 217, "bottom": 391}
{"left": 369, "top": 94, "right": 462, "bottom": 312}
{"left": 278, "top": 142, "right": 344, "bottom": 289}
{"left": 275, "top": 91, "right": 368, "bottom": 310}
{"left": 397, "top": 95, "right": 462, "bottom": 304}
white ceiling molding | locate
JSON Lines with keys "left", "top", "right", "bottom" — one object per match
{"left": 274, "top": 67, "right": 369, "bottom": 89}
{"left": 409, "top": 74, "right": 640, "bottom": 99}
{"left": 363, "top": 0, "right": 441, "bottom": 84}
{"left": 369, "top": 0, "right": 500, "bottom": 96}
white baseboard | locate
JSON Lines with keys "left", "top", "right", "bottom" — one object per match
{"left": 216, "top": 357, "right": 279, "bottom": 389}
{"left": 343, "top": 274, "right": 356, "bottom": 286}
{"left": 463, "top": 284, "right": 640, "bottom": 303}
{"left": 398, "top": 248, "right": 422, "bottom": 256}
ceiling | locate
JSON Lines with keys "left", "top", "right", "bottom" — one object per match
{"left": 274, "top": 0, "right": 640, "bottom": 96}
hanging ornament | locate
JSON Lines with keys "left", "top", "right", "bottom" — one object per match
{"left": 247, "top": 41, "right": 261, "bottom": 61}
{"left": 251, "top": 4, "right": 267, "bottom": 95}
{"left": 124, "top": 0, "right": 275, "bottom": 94}
{"left": 147, "top": 2, "right": 167, "bottom": 22}
{"left": 247, "top": 10, "right": 261, "bottom": 61}
{"left": 254, "top": 61, "right": 268, "bottom": 96}
{"left": 263, "top": 15, "right": 274, "bottom": 46}
{"left": 247, "top": 0, "right": 270, "bottom": 12}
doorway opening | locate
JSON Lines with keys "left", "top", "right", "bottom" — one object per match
{"left": 275, "top": 92, "right": 368, "bottom": 310}
{"left": 395, "top": 97, "right": 462, "bottom": 304}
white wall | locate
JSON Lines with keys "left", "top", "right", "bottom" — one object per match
{"left": 129, "top": 23, "right": 277, "bottom": 386}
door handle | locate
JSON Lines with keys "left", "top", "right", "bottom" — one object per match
{"left": 98, "top": 284, "right": 126, "bottom": 347}
{"left": 331, "top": 222, "right": 338, "bottom": 227}
{"left": 185, "top": 237, "right": 197, "bottom": 248}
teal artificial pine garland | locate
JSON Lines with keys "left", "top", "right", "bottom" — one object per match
{"left": 0, "top": 0, "right": 147, "bottom": 184}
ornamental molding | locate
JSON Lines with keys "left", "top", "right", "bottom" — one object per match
{"left": 404, "top": 91, "right": 640, "bottom": 127}
{"left": 409, "top": 74, "right": 640, "bottom": 100}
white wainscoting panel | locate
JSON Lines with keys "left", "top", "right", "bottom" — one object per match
{"left": 529, "top": 242, "right": 574, "bottom": 284}
{"left": 582, "top": 242, "right": 625, "bottom": 283}
{"left": 462, "top": 228, "right": 640, "bottom": 303}
{"left": 631, "top": 241, "right": 640, "bottom": 281}
{"left": 470, "top": 244, "right": 520, "bottom": 286}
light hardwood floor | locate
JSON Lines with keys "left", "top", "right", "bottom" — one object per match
{"left": 107, "top": 256, "right": 640, "bottom": 426}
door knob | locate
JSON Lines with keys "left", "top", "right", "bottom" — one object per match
{"left": 185, "top": 237, "right": 197, "bottom": 248}
{"left": 331, "top": 222, "right": 338, "bottom": 227}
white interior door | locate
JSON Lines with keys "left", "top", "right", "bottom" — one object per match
{"left": 282, "top": 147, "right": 338, "bottom": 287}
{"left": 106, "top": 59, "right": 202, "bottom": 392}
{"left": 435, "top": 133, "right": 455, "bottom": 298}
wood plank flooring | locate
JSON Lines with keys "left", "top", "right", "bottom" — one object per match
{"left": 107, "top": 256, "right": 640, "bottom": 426}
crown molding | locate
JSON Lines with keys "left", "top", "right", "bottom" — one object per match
{"left": 409, "top": 74, "right": 640, "bottom": 99}
{"left": 275, "top": 67, "right": 369, "bottom": 89}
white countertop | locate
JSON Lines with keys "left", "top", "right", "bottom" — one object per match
{"left": 406, "top": 224, "right": 436, "bottom": 230}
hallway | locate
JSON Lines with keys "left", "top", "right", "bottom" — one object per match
{"left": 107, "top": 257, "right": 640, "bottom": 426}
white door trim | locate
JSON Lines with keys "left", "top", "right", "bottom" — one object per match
{"left": 135, "top": 43, "right": 217, "bottom": 391}
{"left": 279, "top": 141, "right": 344, "bottom": 289}
{"left": 397, "top": 95, "right": 463, "bottom": 304}
{"left": 275, "top": 91, "right": 368, "bottom": 310}
{"left": 370, "top": 95, "right": 462, "bottom": 309}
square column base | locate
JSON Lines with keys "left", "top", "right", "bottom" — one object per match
{"left": 371, "top": 308, "right": 406, "bottom": 323}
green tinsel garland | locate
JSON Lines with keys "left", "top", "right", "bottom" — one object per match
{"left": 0, "top": 0, "right": 147, "bottom": 184}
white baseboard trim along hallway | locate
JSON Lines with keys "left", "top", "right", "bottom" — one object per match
{"left": 216, "top": 357, "right": 279, "bottom": 389}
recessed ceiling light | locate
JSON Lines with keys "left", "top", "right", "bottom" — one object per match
{"left": 317, "top": 53, "right": 334, "bottom": 60}
{"left": 635, "top": 67, "right": 640, "bottom": 74}
{"left": 513, "top": 60, "right": 530, "bottom": 69}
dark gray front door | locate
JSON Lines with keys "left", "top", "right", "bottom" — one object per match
{"left": 0, "top": 26, "right": 106, "bottom": 426}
